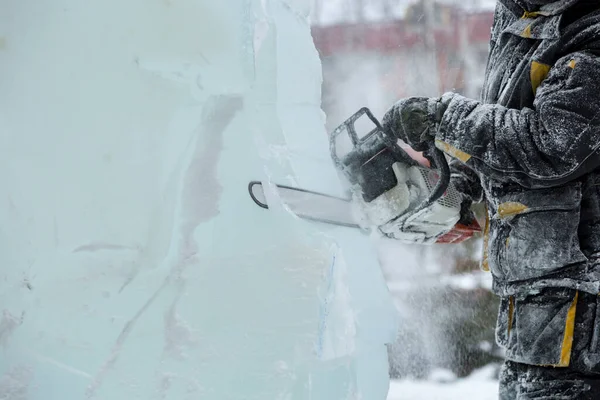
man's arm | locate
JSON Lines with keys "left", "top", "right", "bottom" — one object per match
{"left": 435, "top": 52, "right": 600, "bottom": 189}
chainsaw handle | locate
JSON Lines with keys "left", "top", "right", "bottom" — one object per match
{"left": 426, "top": 146, "right": 451, "bottom": 204}
{"left": 400, "top": 145, "right": 450, "bottom": 223}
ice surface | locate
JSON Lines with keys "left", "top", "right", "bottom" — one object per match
{"left": 0, "top": 1, "right": 397, "bottom": 399}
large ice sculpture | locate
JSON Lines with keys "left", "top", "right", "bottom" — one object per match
{"left": 0, "top": 1, "right": 397, "bottom": 399}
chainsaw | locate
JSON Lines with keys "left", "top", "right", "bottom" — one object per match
{"left": 248, "top": 107, "right": 480, "bottom": 244}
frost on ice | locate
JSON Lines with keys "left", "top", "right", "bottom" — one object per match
{"left": 0, "top": 1, "right": 397, "bottom": 399}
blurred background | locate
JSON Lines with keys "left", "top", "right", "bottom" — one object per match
{"left": 309, "top": 0, "right": 502, "bottom": 396}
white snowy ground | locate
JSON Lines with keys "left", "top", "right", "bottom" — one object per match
{"left": 387, "top": 365, "right": 499, "bottom": 400}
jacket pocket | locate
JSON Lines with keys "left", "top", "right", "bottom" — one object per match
{"left": 491, "top": 182, "right": 587, "bottom": 282}
{"left": 503, "top": 288, "right": 579, "bottom": 367}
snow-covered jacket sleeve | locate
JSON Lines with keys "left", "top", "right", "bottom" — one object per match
{"left": 435, "top": 52, "right": 600, "bottom": 189}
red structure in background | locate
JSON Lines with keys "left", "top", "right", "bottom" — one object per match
{"left": 313, "top": 12, "right": 493, "bottom": 57}
{"left": 311, "top": 7, "right": 494, "bottom": 95}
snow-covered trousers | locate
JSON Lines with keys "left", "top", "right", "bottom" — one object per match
{"left": 497, "top": 290, "right": 600, "bottom": 399}
{"left": 499, "top": 360, "right": 600, "bottom": 399}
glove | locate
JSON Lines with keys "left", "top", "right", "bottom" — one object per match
{"left": 381, "top": 96, "right": 448, "bottom": 151}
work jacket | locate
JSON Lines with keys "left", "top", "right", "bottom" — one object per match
{"left": 434, "top": 0, "right": 600, "bottom": 368}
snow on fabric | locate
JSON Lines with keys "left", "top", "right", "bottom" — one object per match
{"left": 0, "top": 0, "right": 397, "bottom": 399}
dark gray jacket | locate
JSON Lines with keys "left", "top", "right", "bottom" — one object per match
{"left": 437, "top": 0, "right": 600, "bottom": 296}
{"left": 434, "top": 0, "right": 600, "bottom": 369}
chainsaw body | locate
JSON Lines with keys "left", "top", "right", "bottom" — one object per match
{"left": 329, "top": 107, "right": 480, "bottom": 244}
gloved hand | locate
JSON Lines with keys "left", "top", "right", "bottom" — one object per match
{"left": 381, "top": 96, "right": 448, "bottom": 151}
